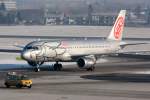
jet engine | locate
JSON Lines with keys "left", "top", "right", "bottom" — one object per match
{"left": 77, "top": 57, "right": 96, "bottom": 69}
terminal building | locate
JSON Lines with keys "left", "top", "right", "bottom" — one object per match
{"left": 0, "top": 0, "right": 17, "bottom": 11}
{"left": 44, "top": 3, "right": 118, "bottom": 26}
{"left": 0, "top": 0, "right": 149, "bottom": 26}
{"left": 45, "top": 11, "right": 118, "bottom": 26}
{"left": 0, "top": 0, "right": 17, "bottom": 24}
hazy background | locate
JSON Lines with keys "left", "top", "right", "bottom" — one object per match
{"left": 16, "top": 0, "right": 150, "bottom": 11}
{"left": 1, "top": 0, "right": 150, "bottom": 26}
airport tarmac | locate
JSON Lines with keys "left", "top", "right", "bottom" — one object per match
{"left": 0, "top": 53, "right": 150, "bottom": 100}
{"left": 0, "top": 26, "right": 150, "bottom": 100}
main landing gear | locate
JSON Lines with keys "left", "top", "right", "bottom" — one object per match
{"left": 53, "top": 61, "right": 63, "bottom": 71}
{"left": 34, "top": 62, "right": 44, "bottom": 72}
{"left": 27, "top": 61, "right": 63, "bottom": 72}
{"left": 86, "top": 66, "right": 95, "bottom": 71}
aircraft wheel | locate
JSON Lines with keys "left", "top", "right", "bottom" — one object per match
{"left": 34, "top": 68, "right": 40, "bottom": 72}
{"left": 58, "top": 64, "right": 63, "bottom": 71}
{"left": 86, "top": 66, "right": 95, "bottom": 71}
{"left": 53, "top": 63, "right": 62, "bottom": 71}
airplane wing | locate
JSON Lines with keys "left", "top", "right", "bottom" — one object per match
{"left": 71, "top": 50, "right": 150, "bottom": 62}
{"left": 0, "top": 49, "right": 21, "bottom": 53}
{"left": 119, "top": 41, "right": 149, "bottom": 49}
{"left": 13, "top": 43, "right": 25, "bottom": 49}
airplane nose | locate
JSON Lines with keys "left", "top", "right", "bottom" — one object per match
{"left": 21, "top": 51, "right": 31, "bottom": 60}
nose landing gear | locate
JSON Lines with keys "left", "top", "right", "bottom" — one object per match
{"left": 34, "top": 67, "right": 40, "bottom": 72}
{"left": 27, "top": 61, "right": 44, "bottom": 72}
{"left": 34, "top": 64, "right": 41, "bottom": 72}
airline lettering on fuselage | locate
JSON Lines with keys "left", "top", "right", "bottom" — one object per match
{"left": 114, "top": 16, "right": 124, "bottom": 39}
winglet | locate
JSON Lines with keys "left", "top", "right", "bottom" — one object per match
{"left": 107, "top": 10, "right": 126, "bottom": 41}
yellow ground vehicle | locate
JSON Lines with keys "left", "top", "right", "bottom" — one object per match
{"left": 4, "top": 72, "right": 32, "bottom": 88}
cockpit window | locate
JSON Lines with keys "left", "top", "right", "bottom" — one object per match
{"left": 26, "top": 46, "right": 32, "bottom": 49}
{"left": 26, "top": 46, "right": 39, "bottom": 50}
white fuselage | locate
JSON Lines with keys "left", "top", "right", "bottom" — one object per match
{"left": 62, "top": 40, "right": 120, "bottom": 56}
{"left": 21, "top": 39, "right": 121, "bottom": 62}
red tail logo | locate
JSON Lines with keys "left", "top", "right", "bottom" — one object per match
{"left": 114, "top": 17, "right": 124, "bottom": 39}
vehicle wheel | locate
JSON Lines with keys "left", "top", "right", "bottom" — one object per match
{"left": 28, "top": 85, "right": 32, "bottom": 89}
{"left": 16, "top": 84, "right": 22, "bottom": 88}
{"left": 5, "top": 82, "right": 10, "bottom": 88}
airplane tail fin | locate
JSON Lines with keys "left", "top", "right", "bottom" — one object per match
{"left": 107, "top": 10, "right": 126, "bottom": 41}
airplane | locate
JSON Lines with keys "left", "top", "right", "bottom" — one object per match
{"left": 1, "top": 10, "right": 145, "bottom": 72}
{"left": 18, "top": 10, "right": 127, "bottom": 72}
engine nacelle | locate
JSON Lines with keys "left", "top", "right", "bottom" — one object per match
{"left": 77, "top": 57, "right": 95, "bottom": 69}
